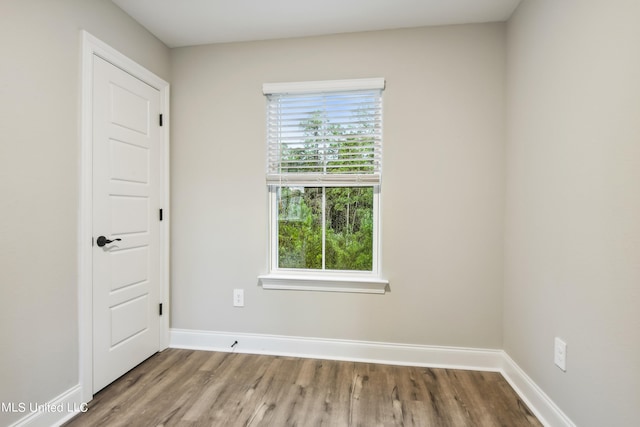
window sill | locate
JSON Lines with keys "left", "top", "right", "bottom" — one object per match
{"left": 258, "top": 273, "right": 388, "bottom": 294}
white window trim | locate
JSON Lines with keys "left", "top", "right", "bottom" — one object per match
{"left": 263, "top": 77, "right": 385, "bottom": 95}
{"left": 258, "top": 272, "right": 388, "bottom": 294}
{"left": 259, "top": 78, "right": 388, "bottom": 294}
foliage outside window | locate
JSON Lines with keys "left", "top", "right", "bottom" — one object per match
{"left": 278, "top": 186, "right": 374, "bottom": 271}
{"left": 263, "top": 78, "right": 384, "bottom": 282}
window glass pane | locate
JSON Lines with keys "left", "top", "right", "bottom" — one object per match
{"left": 326, "top": 187, "right": 373, "bottom": 271}
{"left": 278, "top": 187, "right": 322, "bottom": 269}
{"left": 277, "top": 186, "right": 374, "bottom": 272}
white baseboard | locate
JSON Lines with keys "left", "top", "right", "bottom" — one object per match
{"left": 6, "top": 384, "right": 85, "bottom": 427}
{"left": 170, "top": 328, "right": 504, "bottom": 371}
{"left": 170, "top": 328, "right": 576, "bottom": 427}
{"left": 500, "top": 353, "right": 576, "bottom": 427}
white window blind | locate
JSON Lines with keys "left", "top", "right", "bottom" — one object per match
{"left": 264, "top": 78, "right": 384, "bottom": 187}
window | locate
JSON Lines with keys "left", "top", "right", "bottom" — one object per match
{"left": 259, "top": 79, "right": 388, "bottom": 293}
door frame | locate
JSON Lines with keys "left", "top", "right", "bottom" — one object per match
{"left": 79, "top": 31, "right": 170, "bottom": 403}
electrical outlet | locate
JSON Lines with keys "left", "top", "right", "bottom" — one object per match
{"left": 233, "top": 289, "right": 244, "bottom": 307}
{"left": 554, "top": 337, "right": 567, "bottom": 371}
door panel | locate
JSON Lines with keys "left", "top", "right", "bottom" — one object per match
{"left": 92, "top": 55, "right": 161, "bottom": 393}
{"left": 109, "top": 139, "right": 149, "bottom": 184}
{"left": 110, "top": 295, "right": 150, "bottom": 346}
{"left": 110, "top": 83, "right": 151, "bottom": 134}
{"left": 110, "top": 196, "right": 149, "bottom": 234}
{"left": 110, "top": 247, "right": 149, "bottom": 291}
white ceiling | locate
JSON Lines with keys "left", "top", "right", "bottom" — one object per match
{"left": 112, "top": 0, "right": 522, "bottom": 48}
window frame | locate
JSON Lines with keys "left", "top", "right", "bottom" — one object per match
{"left": 258, "top": 79, "right": 388, "bottom": 294}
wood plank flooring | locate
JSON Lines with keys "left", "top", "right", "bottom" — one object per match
{"left": 64, "top": 349, "right": 541, "bottom": 426}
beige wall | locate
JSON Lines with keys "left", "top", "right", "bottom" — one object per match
{"left": 505, "top": 0, "right": 640, "bottom": 425}
{"left": 0, "top": 0, "right": 169, "bottom": 425}
{"left": 170, "top": 25, "right": 506, "bottom": 348}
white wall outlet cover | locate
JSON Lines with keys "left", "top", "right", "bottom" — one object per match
{"left": 554, "top": 337, "right": 567, "bottom": 371}
{"left": 233, "top": 289, "right": 244, "bottom": 307}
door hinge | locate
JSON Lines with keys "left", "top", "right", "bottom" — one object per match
{"left": 159, "top": 208, "right": 163, "bottom": 221}
{"left": 159, "top": 114, "right": 163, "bottom": 127}
{"left": 159, "top": 303, "right": 163, "bottom": 316}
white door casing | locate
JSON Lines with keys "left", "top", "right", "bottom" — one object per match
{"left": 80, "top": 31, "right": 170, "bottom": 401}
{"left": 92, "top": 55, "right": 161, "bottom": 393}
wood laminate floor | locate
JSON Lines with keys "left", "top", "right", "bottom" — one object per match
{"left": 65, "top": 349, "right": 541, "bottom": 427}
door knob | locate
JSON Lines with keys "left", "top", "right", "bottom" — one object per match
{"left": 96, "top": 236, "right": 122, "bottom": 247}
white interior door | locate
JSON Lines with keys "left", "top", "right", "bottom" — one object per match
{"left": 92, "top": 55, "right": 162, "bottom": 393}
